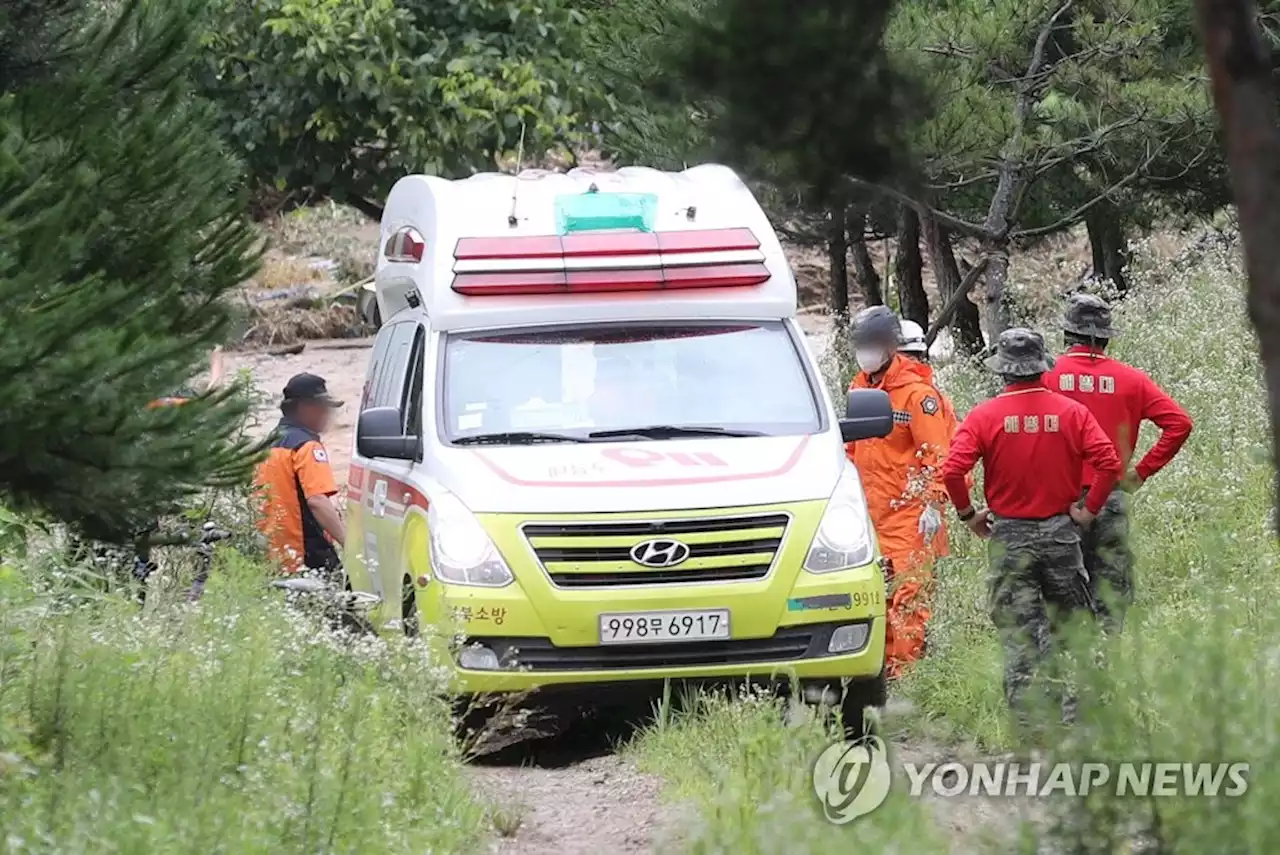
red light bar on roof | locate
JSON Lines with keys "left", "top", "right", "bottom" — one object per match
{"left": 450, "top": 228, "right": 770, "bottom": 295}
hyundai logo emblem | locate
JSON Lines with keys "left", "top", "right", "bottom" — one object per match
{"left": 629, "top": 538, "right": 691, "bottom": 568}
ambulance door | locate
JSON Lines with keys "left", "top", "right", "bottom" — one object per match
{"left": 351, "top": 320, "right": 418, "bottom": 624}
{"left": 377, "top": 322, "right": 428, "bottom": 628}
{"left": 345, "top": 324, "right": 394, "bottom": 598}
{"left": 363, "top": 320, "right": 425, "bottom": 628}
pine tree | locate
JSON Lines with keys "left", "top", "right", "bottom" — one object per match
{"left": 0, "top": 0, "right": 262, "bottom": 540}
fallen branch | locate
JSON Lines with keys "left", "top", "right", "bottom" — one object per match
{"left": 925, "top": 255, "right": 991, "bottom": 348}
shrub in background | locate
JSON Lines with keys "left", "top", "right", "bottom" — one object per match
{"left": 0, "top": 0, "right": 263, "bottom": 541}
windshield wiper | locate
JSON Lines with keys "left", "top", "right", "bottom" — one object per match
{"left": 586, "top": 424, "right": 767, "bottom": 440}
{"left": 454, "top": 431, "right": 588, "bottom": 446}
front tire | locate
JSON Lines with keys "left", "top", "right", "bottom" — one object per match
{"left": 401, "top": 576, "right": 419, "bottom": 637}
{"left": 840, "top": 671, "right": 888, "bottom": 738}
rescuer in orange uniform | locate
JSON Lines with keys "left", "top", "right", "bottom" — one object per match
{"left": 254, "top": 373, "right": 347, "bottom": 574}
{"left": 845, "top": 306, "right": 952, "bottom": 677}
{"left": 897, "top": 320, "right": 959, "bottom": 434}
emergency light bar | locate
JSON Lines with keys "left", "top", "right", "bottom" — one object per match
{"left": 450, "top": 228, "right": 771, "bottom": 295}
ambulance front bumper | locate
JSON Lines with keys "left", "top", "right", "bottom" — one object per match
{"left": 447, "top": 617, "right": 882, "bottom": 694}
{"left": 421, "top": 501, "right": 886, "bottom": 694}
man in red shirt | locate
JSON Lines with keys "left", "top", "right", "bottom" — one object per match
{"left": 942, "top": 329, "right": 1122, "bottom": 731}
{"left": 1045, "top": 294, "right": 1193, "bottom": 631}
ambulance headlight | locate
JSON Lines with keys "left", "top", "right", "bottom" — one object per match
{"left": 804, "top": 468, "right": 874, "bottom": 573}
{"left": 427, "top": 493, "right": 514, "bottom": 587}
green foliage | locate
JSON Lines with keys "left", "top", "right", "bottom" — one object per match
{"left": 0, "top": 0, "right": 262, "bottom": 541}
{"left": 629, "top": 690, "right": 951, "bottom": 852}
{"left": 578, "top": 0, "right": 713, "bottom": 169}
{"left": 0, "top": 551, "right": 487, "bottom": 851}
{"left": 0, "top": 0, "right": 82, "bottom": 90}
{"left": 197, "top": 0, "right": 593, "bottom": 213}
{"left": 671, "top": 0, "right": 923, "bottom": 204}
{"left": 888, "top": 0, "right": 1225, "bottom": 232}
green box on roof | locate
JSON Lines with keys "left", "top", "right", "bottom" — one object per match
{"left": 555, "top": 191, "right": 657, "bottom": 234}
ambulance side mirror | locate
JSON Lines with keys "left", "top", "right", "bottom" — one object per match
{"left": 840, "top": 389, "right": 893, "bottom": 442}
{"left": 357, "top": 406, "right": 420, "bottom": 461}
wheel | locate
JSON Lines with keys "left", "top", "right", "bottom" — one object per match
{"left": 401, "top": 576, "right": 419, "bottom": 637}
{"left": 840, "top": 672, "right": 888, "bottom": 738}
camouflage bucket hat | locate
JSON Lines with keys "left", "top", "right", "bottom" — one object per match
{"left": 1063, "top": 293, "right": 1119, "bottom": 337}
{"left": 984, "top": 328, "right": 1054, "bottom": 377}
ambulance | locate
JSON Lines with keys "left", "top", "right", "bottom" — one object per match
{"left": 344, "top": 164, "right": 894, "bottom": 728}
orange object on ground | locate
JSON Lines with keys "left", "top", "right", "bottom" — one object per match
{"left": 846, "top": 354, "right": 954, "bottom": 677}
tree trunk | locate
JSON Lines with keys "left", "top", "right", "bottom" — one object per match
{"left": 827, "top": 206, "right": 850, "bottom": 321}
{"left": 847, "top": 208, "right": 884, "bottom": 306}
{"left": 1085, "top": 202, "right": 1130, "bottom": 293}
{"left": 1195, "top": 0, "right": 1280, "bottom": 527}
{"left": 979, "top": 160, "right": 1018, "bottom": 341}
{"left": 894, "top": 205, "right": 929, "bottom": 327}
{"left": 923, "top": 214, "right": 984, "bottom": 352}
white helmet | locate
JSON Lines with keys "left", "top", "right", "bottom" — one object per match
{"left": 898, "top": 319, "right": 928, "bottom": 355}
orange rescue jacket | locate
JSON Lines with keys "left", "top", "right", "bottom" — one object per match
{"left": 845, "top": 355, "right": 952, "bottom": 565}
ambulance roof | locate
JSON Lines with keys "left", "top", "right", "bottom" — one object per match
{"left": 374, "top": 164, "right": 796, "bottom": 332}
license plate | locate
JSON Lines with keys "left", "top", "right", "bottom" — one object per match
{"left": 598, "top": 609, "right": 730, "bottom": 644}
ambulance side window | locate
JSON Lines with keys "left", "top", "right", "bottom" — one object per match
{"left": 362, "top": 324, "right": 396, "bottom": 409}
{"left": 370, "top": 322, "right": 417, "bottom": 409}
{"left": 400, "top": 325, "right": 426, "bottom": 436}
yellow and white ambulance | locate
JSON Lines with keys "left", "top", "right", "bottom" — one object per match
{"left": 343, "top": 164, "right": 894, "bottom": 726}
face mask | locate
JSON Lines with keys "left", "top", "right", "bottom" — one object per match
{"left": 855, "top": 348, "right": 889, "bottom": 373}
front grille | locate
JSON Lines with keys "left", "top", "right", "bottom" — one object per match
{"left": 470, "top": 623, "right": 858, "bottom": 671}
{"left": 521, "top": 512, "right": 791, "bottom": 588}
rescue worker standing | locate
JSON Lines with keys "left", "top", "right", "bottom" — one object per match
{"left": 845, "top": 306, "right": 952, "bottom": 677}
{"left": 254, "top": 373, "right": 347, "bottom": 575}
{"left": 897, "top": 319, "right": 960, "bottom": 436}
{"left": 1044, "top": 294, "right": 1193, "bottom": 632}
{"left": 942, "top": 329, "right": 1122, "bottom": 730}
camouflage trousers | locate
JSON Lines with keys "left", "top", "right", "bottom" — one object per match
{"left": 1079, "top": 488, "right": 1133, "bottom": 634}
{"left": 988, "top": 514, "right": 1097, "bottom": 734}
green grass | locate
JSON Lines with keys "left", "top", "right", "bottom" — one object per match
{"left": 628, "top": 689, "right": 951, "bottom": 853}
{"left": 630, "top": 232, "right": 1280, "bottom": 851}
{"left": 0, "top": 552, "right": 487, "bottom": 853}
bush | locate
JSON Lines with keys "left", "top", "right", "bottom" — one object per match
{"left": 196, "top": 0, "right": 594, "bottom": 216}
{"left": 0, "top": 0, "right": 263, "bottom": 539}
{"left": 628, "top": 689, "right": 949, "bottom": 853}
{"left": 0, "top": 549, "right": 486, "bottom": 852}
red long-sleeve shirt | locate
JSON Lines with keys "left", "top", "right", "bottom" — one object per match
{"left": 1044, "top": 346, "right": 1192, "bottom": 486}
{"left": 942, "top": 381, "right": 1123, "bottom": 518}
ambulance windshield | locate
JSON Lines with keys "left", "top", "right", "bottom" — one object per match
{"left": 441, "top": 321, "right": 822, "bottom": 445}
